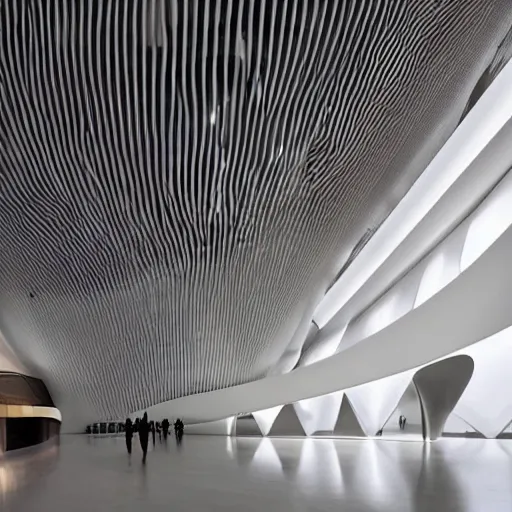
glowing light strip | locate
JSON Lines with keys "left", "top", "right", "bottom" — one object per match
{"left": 0, "top": 405, "right": 61, "bottom": 422}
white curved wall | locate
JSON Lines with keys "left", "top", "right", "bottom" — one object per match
{"left": 461, "top": 170, "right": 512, "bottom": 271}
{"left": 338, "top": 270, "right": 420, "bottom": 353}
{"left": 413, "top": 226, "right": 467, "bottom": 308}
{"left": 301, "top": 325, "right": 347, "bottom": 367}
{"left": 132, "top": 220, "right": 512, "bottom": 424}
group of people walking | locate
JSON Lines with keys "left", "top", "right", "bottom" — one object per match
{"left": 124, "top": 413, "right": 185, "bottom": 463}
{"left": 398, "top": 415, "right": 407, "bottom": 430}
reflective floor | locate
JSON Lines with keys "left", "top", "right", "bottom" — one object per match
{"left": 1, "top": 435, "right": 512, "bottom": 511}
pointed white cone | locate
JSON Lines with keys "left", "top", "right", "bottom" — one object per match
{"left": 253, "top": 406, "right": 283, "bottom": 436}
{"left": 267, "top": 404, "right": 306, "bottom": 437}
{"left": 333, "top": 394, "right": 366, "bottom": 437}
{"left": 346, "top": 370, "right": 414, "bottom": 435}
{"left": 294, "top": 391, "right": 344, "bottom": 436}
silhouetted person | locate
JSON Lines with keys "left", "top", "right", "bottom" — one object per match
{"left": 125, "top": 418, "right": 133, "bottom": 455}
{"left": 178, "top": 423, "right": 184, "bottom": 441}
{"left": 399, "top": 415, "right": 404, "bottom": 430}
{"left": 162, "top": 418, "right": 170, "bottom": 439}
{"left": 156, "top": 422, "right": 161, "bottom": 440}
{"left": 150, "top": 421, "right": 156, "bottom": 445}
{"left": 174, "top": 418, "right": 184, "bottom": 443}
{"left": 175, "top": 419, "right": 182, "bottom": 439}
{"left": 134, "top": 417, "right": 140, "bottom": 434}
{"left": 376, "top": 428, "right": 383, "bottom": 437}
{"left": 402, "top": 416, "right": 407, "bottom": 430}
{"left": 139, "top": 412, "right": 150, "bottom": 463}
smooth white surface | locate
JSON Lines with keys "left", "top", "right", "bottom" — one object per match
{"left": 346, "top": 372, "right": 415, "bottom": 435}
{"left": 302, "top": 325, "right": 346, "bottom": 366}
{"left": 461, "top": 170, "right": 512, "bottom": 271}
{"left": 413, "top": 253, "right": 448, "bottom": 308}
{"left": 294, "top": 392, "right": 344, "bottom": 436}
{"left": 3, "top": 436, "right": 512, "bottom": 511}
{"left": 452, "top": 326, "right": 512, "bottom": 438}
{"left": 252, "top": 407, "right": 283, "bottom": 436}
{"left": 413, "top": 227, "right": 466, "bottom": 308}
{"left": 339, "top": 270, "right": 420, "bottom": 352}
{"left": 314, "top": 57, "right": 512, "bottom": 327}
{"left": 444, "top": 413, "right": 478, "bottom": 434}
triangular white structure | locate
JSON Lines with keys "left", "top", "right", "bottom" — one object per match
{"left": 443, "top": 413, "right": 480, "bottom": 436}
{"left": 253, "top": 406, "right": 283, "bottom": 436}
{"left": 235, "top": 414, "right": 263, "bottom": 436}
{"left": 497, "top": 419, "right": 512, "bottom": 438}
{"left": 346, "top": 370, "right": 414, "bottom": 435}
{"left": 333, "top": 394, "right": 366, "bottom": 437}
{"left": 267, "top": 404, "right": 306, "bottom": 437}
{"left": 294, "top": 392, "right": 344, "bottom": 436}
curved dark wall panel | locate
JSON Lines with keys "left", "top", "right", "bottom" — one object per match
{"left": 0, "top": 373, "right": 55, "bottom": 407}
{"left": 413, "top": 355, "right": 474, "bottom": 441}
{"left": 4, "top": 418, "right": 60, "bottom": 452}
{"left": 0, "top": 418, "right": 60, "bottom": 452}
{"left": 0, "top": 1, "right": 511, "bottom": 429}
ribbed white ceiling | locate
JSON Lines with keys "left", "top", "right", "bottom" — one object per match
{"left": 0, "top": 0, "right": 511, "bottom": 427}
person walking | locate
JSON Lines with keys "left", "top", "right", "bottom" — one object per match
{"left": 125, "top": 418, "right": 133, "bottom": 455}
{"left": 139, "top": 412, "right": 150, "bottom": 463}
{"left": 162, "top": 418, "right": 170, "bottom": 440}
{"left": 150, "top": 421, "right": 156, "bottom": 446}
{"left": 174, "top": 418, "right": 184, "bottom": 443}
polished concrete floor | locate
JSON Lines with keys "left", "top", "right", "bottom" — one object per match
{"left": 1, "top": 434, "right": 512, "bottom": 511}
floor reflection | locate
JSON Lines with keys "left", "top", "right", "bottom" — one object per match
{"left": 234, "top": 436, "right": 507, "bottom": 511}
{"left": 0, "top": 438, "right": 60, "bottom": 506}
{"left": 2, "top": 435, "right": 512, "bottom": 511}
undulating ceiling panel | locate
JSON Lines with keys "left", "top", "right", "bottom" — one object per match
{"left": 0, "top": 0, "right": 511, "bottom": 429}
